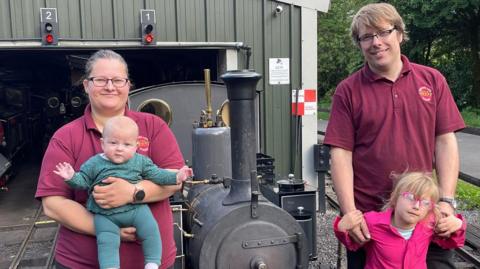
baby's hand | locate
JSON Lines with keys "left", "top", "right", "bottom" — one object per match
{"left": 53, "top": 162, "right": 75, "bottom": 180}
{"left": 338, "top": 210, "right": 364, "bottom": 232}
{"left": 435, "top": 214, "right": 463, "bottom": 237}
{"left": 176, "top": 166, "right": 193, "bottom": 184}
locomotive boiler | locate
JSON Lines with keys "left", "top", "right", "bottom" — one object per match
{"left": 185, "top": 70, "right": 308, "bottom": 269}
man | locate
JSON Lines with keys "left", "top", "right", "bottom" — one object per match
{"left": 324, "top": 3, "right": 465, "bottom": 269}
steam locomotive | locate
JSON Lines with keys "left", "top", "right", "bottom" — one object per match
{"left": 129, "top": 70, "right": 315, "bottom": 269}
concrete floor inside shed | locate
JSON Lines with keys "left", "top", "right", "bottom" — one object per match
{"left": 0, "top": 162, "right": 41, "bottom": 227}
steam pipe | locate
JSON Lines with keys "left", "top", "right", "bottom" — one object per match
{"left": 203, "top": 69, "right": 213, "bottom": 127}
{"left": 204, "top": 69, "right": 212, "bottom": 116}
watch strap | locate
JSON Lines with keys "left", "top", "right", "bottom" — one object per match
{"left": 439, "top": 197, "right": 457, "bottom": 209}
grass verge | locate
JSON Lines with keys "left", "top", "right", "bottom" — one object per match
{"left": 461, "top": 107, "right": 480, "bottom": 128}
{"left": 456, "top": 180, "right": 480, "bottom": 210}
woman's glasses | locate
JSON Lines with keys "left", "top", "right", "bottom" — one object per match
{"left": 88, "top": 77, "right": 129, "bottom": 87}
{"left": 401, "top": 192, "right": 432, "bottom": 209}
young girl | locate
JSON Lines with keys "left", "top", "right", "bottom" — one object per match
{"left": 334, "top": 172, "right": 466, "bottom": 269}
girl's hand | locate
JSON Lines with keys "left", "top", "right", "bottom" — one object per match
{"left": 435, "top": 214, "right": 463, "bottom": 237}
{"left": 338, "top": 210, "right": 364, "bottom": 232}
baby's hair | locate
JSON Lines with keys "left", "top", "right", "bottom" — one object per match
{"left": 383, "top": 172, "right": 439, "bottom": 213}
{"left": 103, "top": 116, "right": 139, "bottom": 139}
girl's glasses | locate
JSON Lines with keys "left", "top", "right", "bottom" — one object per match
{"left": 401, "top": 192, "right": 432, "bottom": 209}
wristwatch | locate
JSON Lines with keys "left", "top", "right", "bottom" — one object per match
{"left": 439, "top": 197, "right": 457, "bottom": 210}
{"left": 132, "top": 183, "right": 145, "bottom": 203}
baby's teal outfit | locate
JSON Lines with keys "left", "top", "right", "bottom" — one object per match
{"left": 66, "top": 153, "right": 177, "bottom": 269}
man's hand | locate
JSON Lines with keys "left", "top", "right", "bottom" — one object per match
{"left": 93, "top": 177, "right": 134, "bottom": 208}
{"left": 436, "top": 215, "right": 463, "bottom": 237}
{"left": 337, "top": 210, "right": 363, "bottom": 232}
{"left": 53, "top": 162, "right": 75, "bottom": 180}
{"left": 438, "top": 201, "right": 455, "bottom": 216}
{"left": 435, "top": 203, "right": 463, "bottom": 237}
{"left": 347, "top": 212, "right": 371, "bottom": 244}
{"left": 120, "top": 227, "right": 137, "bottom": 242}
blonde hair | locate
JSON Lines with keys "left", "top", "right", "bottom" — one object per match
{"left": 383, "top": 172, "right": 439, "bottom": 216}
{"left": 103, "top": 116, "right": 139, "bottom": 139}
{"left": 350, "top": 3, "right": 409, "bottom": 46}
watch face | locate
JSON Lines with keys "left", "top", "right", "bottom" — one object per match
{"left": 135, "top": 190, "right": 145, "bottom": 202}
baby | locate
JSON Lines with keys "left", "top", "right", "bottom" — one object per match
{"left": 54, "top": 115, "right": 192, "bottom": 269}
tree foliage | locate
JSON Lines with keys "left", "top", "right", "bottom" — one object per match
{"left": 317, "top": 0, "right": 374, "bottom": 99}
{"left": 389, "top": 0, "right": 480, "bottom": 108}
{"left": 318, "top": 0, "right": 480, "bottom": 108}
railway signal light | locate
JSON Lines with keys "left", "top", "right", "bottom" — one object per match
{"left": 140, "top": 10, "right": 156, "bottom": 45}
{"left": 44, "top": 23, "right": 54, "bottom": 44}
{"left": 40, "top": 8, "right": 59, "bottom": 45}
{"left": 143, "top": 24, "right": 154, "bottom": 44}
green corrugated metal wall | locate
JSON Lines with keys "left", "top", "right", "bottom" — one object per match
{"left": 0, "top": 0, "right": 305, "bottom": 177}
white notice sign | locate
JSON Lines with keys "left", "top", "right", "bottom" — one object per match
{"left": 269, "top": 58, "right": 290, "bottom": 85}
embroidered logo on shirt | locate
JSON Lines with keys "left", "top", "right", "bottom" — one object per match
{"left": 137, "top": 136, "right": 150, "bottom": 152}
{"left": 418, "top": 87, "right": 432, "bottom": 102}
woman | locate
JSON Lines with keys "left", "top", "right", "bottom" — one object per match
{"left": 36, "top": 49, "right": 184, "bottom": 269}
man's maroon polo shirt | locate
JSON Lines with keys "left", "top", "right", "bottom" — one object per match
{"left": 324, "top": 55, "right": 465, "bottom": 212}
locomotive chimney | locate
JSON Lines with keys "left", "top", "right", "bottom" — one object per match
{"left": 220, "top": 70, "right": 261, "bottom": 205}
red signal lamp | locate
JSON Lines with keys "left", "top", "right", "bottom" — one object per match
{"left": 45, "top": 34, "right": 54, "bottom": 44}
{"left": 144, "top": 33, "right": 154, "bottom": 44}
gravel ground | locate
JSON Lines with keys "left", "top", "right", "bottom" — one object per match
{"left": 307, "top": 182, "right": 480, "bottom": 269}
{"left": 308, "top": 207, "right": 346, "bottom": 269}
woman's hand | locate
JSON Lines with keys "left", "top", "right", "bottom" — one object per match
{"left": 92, "top": 177, "right": 135, "bottom": 208}
{"left": 120, "top": 227, "right": 137, "bottom": 242}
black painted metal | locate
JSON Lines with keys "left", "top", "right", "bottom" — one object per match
{"left": 459, "top": 172, "right": 480, "bottom": 188}
{"left": 186, "top": 70, "right": 308, "bottom": 269}
{"left": 221, "top": 70, "right": 261, "bottom": 205}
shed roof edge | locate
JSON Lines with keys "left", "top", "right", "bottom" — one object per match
{"left": 275, "top": 0, "right": 330, "bottom": 12}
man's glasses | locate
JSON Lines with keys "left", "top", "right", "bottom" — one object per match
{"left": 88, "top": 77, "right": 129, "bottom": 88}
{"left": 401, "top": 192, "right": 432, "bottom": 209}
{"left": 357, "top": 27, "right": 396, "bottom": 43}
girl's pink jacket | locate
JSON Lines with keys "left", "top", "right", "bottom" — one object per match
{"left": 333, "top": 208, "right": 466, "bottom": 269}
